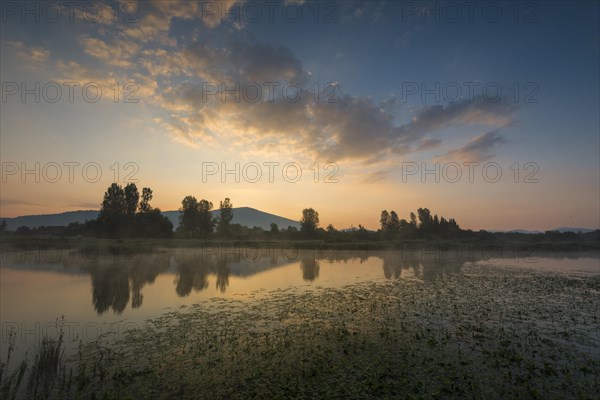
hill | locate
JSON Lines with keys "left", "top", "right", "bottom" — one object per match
{"left": 1, "top": 208, "right": 300, "bottom": 231}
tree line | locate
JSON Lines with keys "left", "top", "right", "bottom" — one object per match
{"left": 2, "top": 183, "right": 599, "bottom": 246}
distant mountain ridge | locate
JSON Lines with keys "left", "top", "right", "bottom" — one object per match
{"left": 1, "top": 207, "right": 300, "bottom": 231}
{"left": 490, "top": 227, "right": 598, "bottom": 234}
{"left": 551, "top": 227, "right": 597, "bottom": 233}
{"left": 1, "top": 211, "right": 596, "bottom": 233}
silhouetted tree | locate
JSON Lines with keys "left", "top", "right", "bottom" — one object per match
{"left": 135, "top": 209, "right": 173, "bottom": 238}
{"left": 98, "top": 183, "right": 126, "bottom": 237}
{"left": 380, "top": 210, "right": 390, "bottom": 231}
{"left": 300, "top": 208, "right": 320, "bottom": 236}
{"left": 139, "top": 187, "right": 153, "bottom": 213}
{"left": 389, "top": 211, "right": 400, "bottom": 233}
{"left": 124, "top": 183, "right": 139, "bottom": 217}
{"left": 417, "top": 208, "right": 432, "bottom": 227}
{"left": 355, "top": 224, "right": 369, "bottom": 240}
{"left": 179, "top": 196, "right": 200, "bottom": 237}
{"left": 270, "top": 223, "right": 279, "bottom": 235}
{"left": 380, "top": 210, "right": 400, "bottom": 238}
{"left": 216, "top": 198, "right": 233, "bottom": 236}
{"left": 198, "top": 199, "right": 214, "bottom": 237}
{"left": 16, "top": 226, "right": 32, "bottom": 236}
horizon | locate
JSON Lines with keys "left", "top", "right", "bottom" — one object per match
{"left": 1, "top": 1, "right": 599, "bottom": 231}
{"left": 1, "top": 205, "right": 598, "bottom": 233}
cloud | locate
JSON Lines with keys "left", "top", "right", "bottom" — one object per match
{"left": 196, "top": 0, "right": 244, "bottom": 29}
{"left": 5, "top": 41, "right": 50, "bottom": 68}
{"left": 113, "top": 0, "right": 243, "bottom": 43}
{"left": 399, "top": 98, "right": 515, "bottom": 142}
{"left": 54, "top": 60, "right": 120, "bottom": 86}
{"left": 360, "top": 170, "right": 388, "bottom": 183}
{"left": 81, "top": 37, "right": 140, "bottom": 68}
{"left": 184, "top": 41, "right": 307, "bottom": 83}
{"left": 156, "top": 78, "right": 514, "bottom": 163}
{"left": 438, "top": 131, "right": 507, "bottom": 162}
{"left": 0, "top": 199, "right": 42, "bottom": 207}
{"left": 416, "top": 138, "right": 442, "bottom": 151}
{"left": 228, "top": 42, "right": 307, "bottom": 83}
{"left": 44, "top": 3, "right": 517, "bottom": 165}
{"left": 67, "top": 202, "right": 101, "bottom": 209}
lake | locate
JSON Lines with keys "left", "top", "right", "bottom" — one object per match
{"left": 1, "top": 244, "right": 599, "bottom": 398}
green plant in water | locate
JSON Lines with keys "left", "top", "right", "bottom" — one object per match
{"left": 27, "top": 317, "right": 67, "bottom": 399}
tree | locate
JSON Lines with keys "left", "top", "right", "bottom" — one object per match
{"left": 355, "top": 224, "right": 369, "bottom": 240}
{"left": 124, "top": 183, "right": 139, "bottom": 217}
{"left": 0, "top": 220, "right": 6, "bottom": 233}
{"left": 300, "top": 208, "right": 320, "bottom": 236}
{"left": 417, "top": 208, "right": 432, "bottom": 231}
{"left": 99, "top": 183, "right": 126, "bottom": 237}
{"left": 380, "top": 210, "right": 400, "bottom": 238}
{"left": 139, "top": 187, "right": 153, "bottom": 213}
{"left": 135, "top": 209, "right": 173, "bottom": 238}
{"left": 16, "top": 226, "right": 32, "bottom": 236}
{"left": 388, "top": 211, "right": 400, "bottom": 233}
{"left": 178, "top": 197, "right": 214, "bottom": 237}
{"left": 217, "top": 198, "right": 234, "bottom": 236}
{"left": 179, "top": 196, "right": 200, "bottom": 237}
{"left": 380, "top": 210, "right": 390, "bottom": 231}
{"left": 197, "top": 199, "right": 215, "bottom": 237}
{"left": 270, "top": 223, "right": 279, "bottom": 235}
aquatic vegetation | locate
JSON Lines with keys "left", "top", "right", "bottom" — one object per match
{"left": 67, "top": 264, "right": 599, "bottom": 399}
{"left": 26, "top": 318, "right": 70, "bottom": 400}
{"left": 2, "top": 264, "right": 599, "bottom": 399}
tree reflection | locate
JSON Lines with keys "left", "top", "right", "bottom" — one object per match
{"left": 88, "top": 252, "right": 170, "bottom": 314}
{"left": 215, "top": 260, "right": 230, "bottom": 293}
{"left": 300, "top": 252, "right": 320, "bottom": 281}
{"left": 6, "top": 245, "right": 537, "bottom": 316}
{"left": 90, "top": 264, "right": 130, "bottom": 314}
{"left": 381, "top": 249, "right": 467, "bottom": 281}
{"left": 175, "top": 253, "right": 210, "bottom": 297}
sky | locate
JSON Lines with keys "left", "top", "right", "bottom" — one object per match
{"left": 0, "top": 0, "right": 598, "bottom": 231}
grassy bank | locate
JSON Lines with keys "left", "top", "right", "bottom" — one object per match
{"left": 2, "top": 235, "right": 599, "bottom": 253}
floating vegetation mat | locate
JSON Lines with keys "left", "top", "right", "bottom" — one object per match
{"left": 22, "top": 265, "right": 600, "bottom": 399}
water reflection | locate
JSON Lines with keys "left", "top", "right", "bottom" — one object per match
{"left": 84, "top": 252, "right": 171, "bottom": 314}
{"left": 300, "top": 251, "right": 320, "bottom": 281}
{"left": 1, "top": 245, "right": 598, "bottom": 315}
{"left": 215, "top": 260, "right": 230, "bottom": 293}
{"left": 174, "top": 252, "right": 210, "bottom": 297}
{"left": 380, "top": 251, "right": 464, "bottom": 281}
{"left": 90, "top": 265, "right": 129, "bottom": 314}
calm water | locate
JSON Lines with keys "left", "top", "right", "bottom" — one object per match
{"left": 1, "top": 244, "right": 599, "bottom": 361}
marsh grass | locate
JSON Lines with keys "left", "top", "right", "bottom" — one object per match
{"left": 25, "top": 317, "right": 70, "bottom": 400}
{"left": 0, "top": 329, "right": 28, "bottom": 400}
{"left": 0, "top": 318, "right": 73, "bottom": 400}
